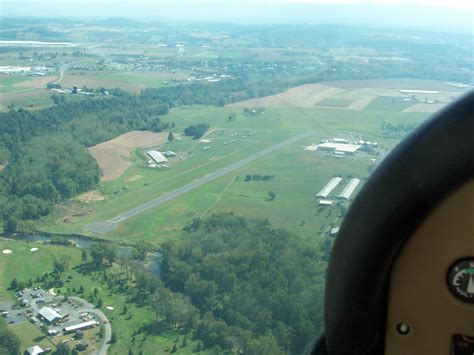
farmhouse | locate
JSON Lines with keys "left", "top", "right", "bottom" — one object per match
{"left": 63, "top": 320, "right": 99, "bottom": 333}
{"left": 38, "top": 307, "right": 62, "bottom": 324}
{"left": 339, "top": 178, "right": 361, "bottom": 200}
{"left": 147, "top": 150, "right": 168, "bottom": 164}
{"left": 317, "top": 177, "right": 342, "bottom": 198}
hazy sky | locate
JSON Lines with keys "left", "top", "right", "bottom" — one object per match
{"left": 3, "top": 0, "right": 473, "bottom": 12}
{"left": 2, "top": 0, "right": 472, "bottom": 33}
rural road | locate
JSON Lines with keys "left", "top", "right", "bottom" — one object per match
{"left": 69, "top": 297, "right": 112, "bottom": 355}
{"left": 85, "top": 131, "right": 315, "bottom": 234}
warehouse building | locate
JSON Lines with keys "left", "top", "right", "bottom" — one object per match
{"left": 63, "top": 320, "right": 99, "bottom": 333}
{"left": 339, "top": 178, "right": 361, "bottom": 200}
{"left": 316, "top": 142, "right": 362, "bottom": 155}
{"left": 147, "top": 150, "right": 168, "bottom": 164}
{"left": 317, "top": 177, "right": 342, "bottom": 198}
{"left": 38, "top": 307, "right": 62, "bottom": 324}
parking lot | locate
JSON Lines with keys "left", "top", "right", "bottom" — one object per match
{"left": 2, "top": 287, "right": 109, "bottom": 353}
{"left": 0, "top": 300, "right": 27, "bottom": 326}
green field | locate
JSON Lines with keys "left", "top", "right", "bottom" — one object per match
{"left": 37, "top": 104, "right": 428, "bottom": 242}
{"left": 317, "top": 98, "right": 354, "bottom": 107}
{"left": 96, "top": 73, "right": 176, "bottom": 88}
{"left": 364, "top": 96, "right": 419, "bottom": 111}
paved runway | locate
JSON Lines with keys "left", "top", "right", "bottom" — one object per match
{"left": 85, "top": 131, "right": 315, "bottom": 234}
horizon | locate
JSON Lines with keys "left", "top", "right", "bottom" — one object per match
{"left": 1, "top": 2, "right": 472, "bottom": 34}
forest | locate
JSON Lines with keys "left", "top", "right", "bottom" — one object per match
{"left": 160, "top": 213, "right": 326, "bottom": 353}
{"left": 0, "top": 94, "right": 169, "bottom": 230}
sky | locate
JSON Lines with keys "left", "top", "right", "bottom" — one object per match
{"left": 1, "top": 0, "right": 472, "bottom": 33}
{"left": 3, "top": 0, "right": 472, "bottom": 12}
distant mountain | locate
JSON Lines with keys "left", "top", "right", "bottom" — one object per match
{"left": 1, "top": 2, "right": 471, "bottom": 34}
{"left": 90, "top": 17, "right": 143, "bottom": 28}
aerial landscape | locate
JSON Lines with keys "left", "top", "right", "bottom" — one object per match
{"left": 0, "top": 1, "right": 472, "bottom": 354}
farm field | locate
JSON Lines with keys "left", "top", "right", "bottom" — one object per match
{"left": 59, "top": 71, "right": 187, "bottom": 93}
{"left": 227, "top": 79, "right": 467, "bottom": 113}
{"left": 38, "top": 98, "right": 429, "bottom": 242}
{"left": 88, "top": 131, "right": 169, "bottom": 181}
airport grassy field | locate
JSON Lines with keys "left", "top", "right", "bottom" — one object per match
{"left": 37, "top": 102, "right": 429, "bottom": 242}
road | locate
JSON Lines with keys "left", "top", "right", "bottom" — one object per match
{"left": 69, "top": 297, "right": 112, "bottom": 355}
{"left": 85, "top": 131, "right": 315, "bottom": 234}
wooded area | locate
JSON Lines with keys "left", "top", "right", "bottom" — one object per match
{"left": 161, "top": 213, "right": 326, "bottom": 353}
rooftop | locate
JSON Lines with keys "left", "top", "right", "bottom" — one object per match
{"left": 317, "top": 142, "right": 362, "bottom": 153}
{"left": 38, "top": 307, "right": 61, "bottom": 323}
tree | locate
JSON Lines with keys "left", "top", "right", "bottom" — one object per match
{"left": 81, "top": 250, "right": 88, "bottom": 262}
{"left": 267, "top": 191, "right": 276, "bottom": 201}
{"left": 96, "top": 298, "right": 103, "bottom": 308}
{"left": 167, "top": 132, "right": 174, "bottom": 142}
{"left": 171, "top": 344, "right": 178, "bottom": 353}
{"left": 110, "top": 332, "right": 117, "bottom": 344}
{"left": 4, "top": 217, "right": 18, "bottom": 234}
{"left": 10, "top": 278, "right": 18, "bottom": 290}
{"left": 55, "top": 342, "right": 71, "bottom": 355}
{"left": 0, "top": 321, "right": 20, "bottom": 355}
{"left": 122, "top": 305, "right": 128, "bottom": 314}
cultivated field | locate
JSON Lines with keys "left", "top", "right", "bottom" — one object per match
{"left": 227, "top": 83, "right": 345, "bottom": 108}
{"left": 88, "top": 130, "right": 168, "bottom": 181}
{"left": 60, "top": 71, "right": 187, "bottom": 93}
{"left": 227, "top": 79, "right": 467, "bottom": 113}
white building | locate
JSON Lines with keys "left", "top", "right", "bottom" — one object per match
{"left": 63, "top": 320, "right": 99, "bottom": 333}
{"left": 319, "top": 200, "right": 333, "bottom": 206}
{"left": 164, "top": 150, "right": 176, "bottom": 157}
{"left": 339, "top": 178, "right": 361, "bottom": 200}
{"left": 38, "top": 307, "right": 62, "bottom": 324}
{"left": 317, "top": 177, "right": 342, "bottom": 198}
{"left": 26, "top": 345, "right": 44, "bottom": 355}
{"left": 316, "top": 142, "right": 362, "bottom": 155}
{"left": 147, "top": 151, "right": 168, "bottom": 164}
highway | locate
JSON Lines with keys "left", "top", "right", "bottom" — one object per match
{"left": 85, "top": 131, "right": 315, "bottom": 234}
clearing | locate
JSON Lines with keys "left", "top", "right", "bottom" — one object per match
{"left": 227, "top": 79, "right": 466, "bottom": 111}
{"left": 227, "top": 83, "right": 345, "bottom": 107}
{"left": 88, "top": 131, "right": 168, "bottom": 181}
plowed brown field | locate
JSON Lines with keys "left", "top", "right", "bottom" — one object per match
{"left": 88, "top": 131, "right": 168, "bottom": 181}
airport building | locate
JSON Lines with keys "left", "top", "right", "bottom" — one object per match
{"left": 339, "top": 178, "right": 361, "bottom": 200}
{"left": 317, "top": 177, "right": 342, "bottom": 198}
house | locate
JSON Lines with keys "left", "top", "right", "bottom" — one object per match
{"left": 164, "top": 150, "right": 176, "bottom": 157}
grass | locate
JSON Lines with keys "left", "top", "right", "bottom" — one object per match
{"left": 364, "top": 96, "right": 419, "bottom": 112}
{"left": 37, "top": 104, "right": 428, "bottom": 242}
{"left": 0, "top": 75, "right": 33, "bottom": 93}
{"left": 317, "top": 98, "right": 354, "bottom": 107}
{"left": 0, "top": 239, "right": 204, "bottom": 354}
{"left": 11, "top": 322, "right": 56, "bottom": 353}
